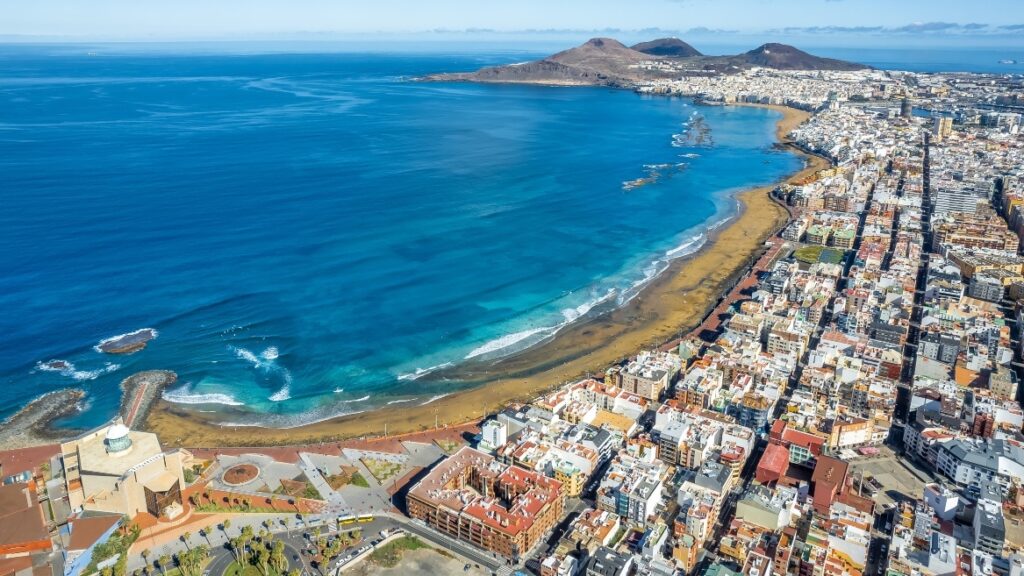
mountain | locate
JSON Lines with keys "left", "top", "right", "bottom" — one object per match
{"left": 423, "top": 38, "right": 868, "bottom": 86}
{"left": 427, "top": 38, "right": 659, "bottom": 86}
{"left": 730, "top": 43, "right": 868, "bottom": 71}
{"left": 631, "top": 38, "right": 703, "bottom": 58}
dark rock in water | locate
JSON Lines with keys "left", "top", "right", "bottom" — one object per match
{"left": 96, "top": 328, "right": 158, "bottom": 354}
{"left": 40, "top": 359, "right": 72, "bottom": 371}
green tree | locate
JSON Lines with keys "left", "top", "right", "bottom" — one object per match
{"left": 270, "top": 540, "right": 286, "bottom": 574}
{"left": 181, "top": 531, "right": 192, "bottom": 551}
{"left": 222, "top": 519, "right": 231, "bottom": 536}
{"left": 157, "top": 555, "right": 170, "bottom": 576}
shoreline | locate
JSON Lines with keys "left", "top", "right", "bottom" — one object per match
{"left": 143, "top": 102, "right": 829, "bottom": 448}
{"left": 0, "top": 388, "right": 86, "bottom": 449}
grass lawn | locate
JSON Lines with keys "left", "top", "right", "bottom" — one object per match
{"left": 368, "top": 536, "right": 428, "bottom": 568}
{"left": 818, "top": 247, "right": 845, "bottom": 264}
{"left": 361, "top": 458, "right": 403, "bottom": 483}
{"left": 224, "top": 562, "right": 281, "bottom": 576}
{"left": 351, "top": 471, "right": 370, "bottom": 488}
{"left": 434, "top": 439, "right": 461, "bottom": 454}
{"left": 794, "top": 244, "right": 824, "bottom": 264}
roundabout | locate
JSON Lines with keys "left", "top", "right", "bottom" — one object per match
{"left": 221, "top": 463, "right": 261, "bottom": 487}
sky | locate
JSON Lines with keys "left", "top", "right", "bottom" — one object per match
{"left": 2, "top": 0, "right": 1023, "bottom": 46}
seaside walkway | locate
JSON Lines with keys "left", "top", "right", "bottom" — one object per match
{"left": 662, "top": 235, "right": 790, "bottom": 351}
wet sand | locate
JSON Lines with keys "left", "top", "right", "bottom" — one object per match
{"left": 146, "top": 104, "right": 828, "bottom": 448}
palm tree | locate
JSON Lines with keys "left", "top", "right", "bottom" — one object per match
{"left": 270, "top": 540, "right": 286, "bottom": 574}
{"left": 222, "top": 518, "right": 232, "bottom": 536}
{"left": 241, "top": 525, "right": 255, "bottom": 565}
{"left": 157, "top": 555, "right": 170, "bottom": 576}
{"left": 181, "top": 531, "right": 192, "bottom": 551}
{"left": 281, "top": 517, "right": 291, "bottom": 536}
{"left": 229, "top": 537, "right": 242, "bottom": 564}
{"left": 255, "top": 544, "right": 271, "bottom": 576}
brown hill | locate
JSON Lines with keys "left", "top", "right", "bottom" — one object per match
{"left": 423, "top": 38, "right": 867, "bottom": 86}
{"left": 425, "top": 37, "right": 660, "bottom": 86}
{"left": 730, "top": 43, "right": 868, "bottom": 71}
{"left": 631, "top": 38, "right": 703, "bottom": 58}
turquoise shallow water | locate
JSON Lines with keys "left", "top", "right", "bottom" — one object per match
{"left": 0, "top": 47, "right": 800, "bottom": 429}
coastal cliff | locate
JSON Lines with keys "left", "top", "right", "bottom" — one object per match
{"left": 424, "top": 37, "right": 868, "bottom": 86}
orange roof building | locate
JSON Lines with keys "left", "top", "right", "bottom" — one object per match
{"left": 407, "top": 446, "right": 564, "bottom": 559}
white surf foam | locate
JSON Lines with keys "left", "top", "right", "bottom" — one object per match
{"left": 163, "top": 386, "right": 245, "bottom": 407}
{"left": 465, "top": 327, "right": 551, "bottom": 360}
{"left": 398, "top": 362, "right": 454, "bottom": 381}
{"left": 340, "top": 395, "right": 370, "bottom": 403}
{"left": 93, "top": 328, "right": 158, "bottom": 353}
{"left": 665, "top": 232, "right": 706, "bottom": 258}
{"left": 387, "top": 399, "right": 416, "bottom": 405}
{"left": 420, "top": 394, "right": 451, "bottom": 406}
{"left": 268, "top": 386, "right": 291, "bottom": 402}
{"left": 231, "top": 345, "right": 293, "bottom": 402}
{"left": 36, "top": 360, "right": 120, "bottom": 381}
{"left": 465, "top": 289, "right": 618, "bottom": 361}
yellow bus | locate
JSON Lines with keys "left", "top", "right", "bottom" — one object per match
{"left": 338, "top": 514, "right": 357, "bottom": 526}
{"left": 357, "top": 514, "right": 373, "bottom": 523}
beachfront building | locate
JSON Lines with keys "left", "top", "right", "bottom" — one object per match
{"left": 407, "top": 446, "right": 564, "bottom": 559}
{"left": 60, "top": 422, "right": 190, "bottom": 520}
{"left": 608, "top": 351, "right": 682, "bottom": 401}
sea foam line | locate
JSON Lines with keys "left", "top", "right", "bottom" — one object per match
{"left": 397, "top": 362, "right": 454, "bottom": 381}
{"left": 464, "top": 289, "right": 617, "bottom": 361}
{"left": 231, "top": 345, "right": 293, "bottom": 402}
{"left": 162, "top": 386, "right": 245, "bottom": 407}
{"left": 36, "top": 360, "right": 120, "bottom": 381}
{"left": 420, "top": 394, "right": 450, "bottom": 406}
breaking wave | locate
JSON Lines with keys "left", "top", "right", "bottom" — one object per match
{"left": 398, "top": 362, "right": 454, "bottom": 381}
{"left": 36, "top": 360, "right": 120, "bottom": 381}
{"left": 163, "top": 386, "right": 244, "bottom": 407}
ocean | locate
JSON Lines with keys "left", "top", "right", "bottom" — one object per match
{"left": 0, "top": 46, "right": 800, "bottom": 430}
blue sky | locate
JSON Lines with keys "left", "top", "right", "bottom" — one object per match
{"left": 2, "top": 0, "right": 1022, "bottom": 44}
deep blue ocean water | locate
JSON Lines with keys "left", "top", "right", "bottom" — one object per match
{"left": 0, "top": 47, "right": 798, "bottom": 429}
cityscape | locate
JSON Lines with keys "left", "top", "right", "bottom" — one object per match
{"left": 3, "top": 2, "right": 1024, "bottom": 576}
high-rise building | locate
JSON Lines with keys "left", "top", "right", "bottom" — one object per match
{"left": 901, "top": 97, "right": 913, "bottom": 119}
{"left": 933, "top": 116, "right": 953, "bottom": 141}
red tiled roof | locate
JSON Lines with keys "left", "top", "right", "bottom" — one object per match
{"left": 759, "top": 443, "right": 790, "bottom": 476}
{"left": 69, "top": 515, "right": 121, "bottom": 551}
{"left": 0, "top": 445, "right": 59, "bottom": 480}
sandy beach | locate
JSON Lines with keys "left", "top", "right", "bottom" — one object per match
{"left": 145, "top": 103, "right": 829, "bottom": 448}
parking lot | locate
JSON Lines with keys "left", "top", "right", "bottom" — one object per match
{"left": 847, "top": 447, "right": 934, "bottom": 509}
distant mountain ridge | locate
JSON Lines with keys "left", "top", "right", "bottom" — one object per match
{"left": 425, "top": 37, "right": 868, "bottom": 86}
